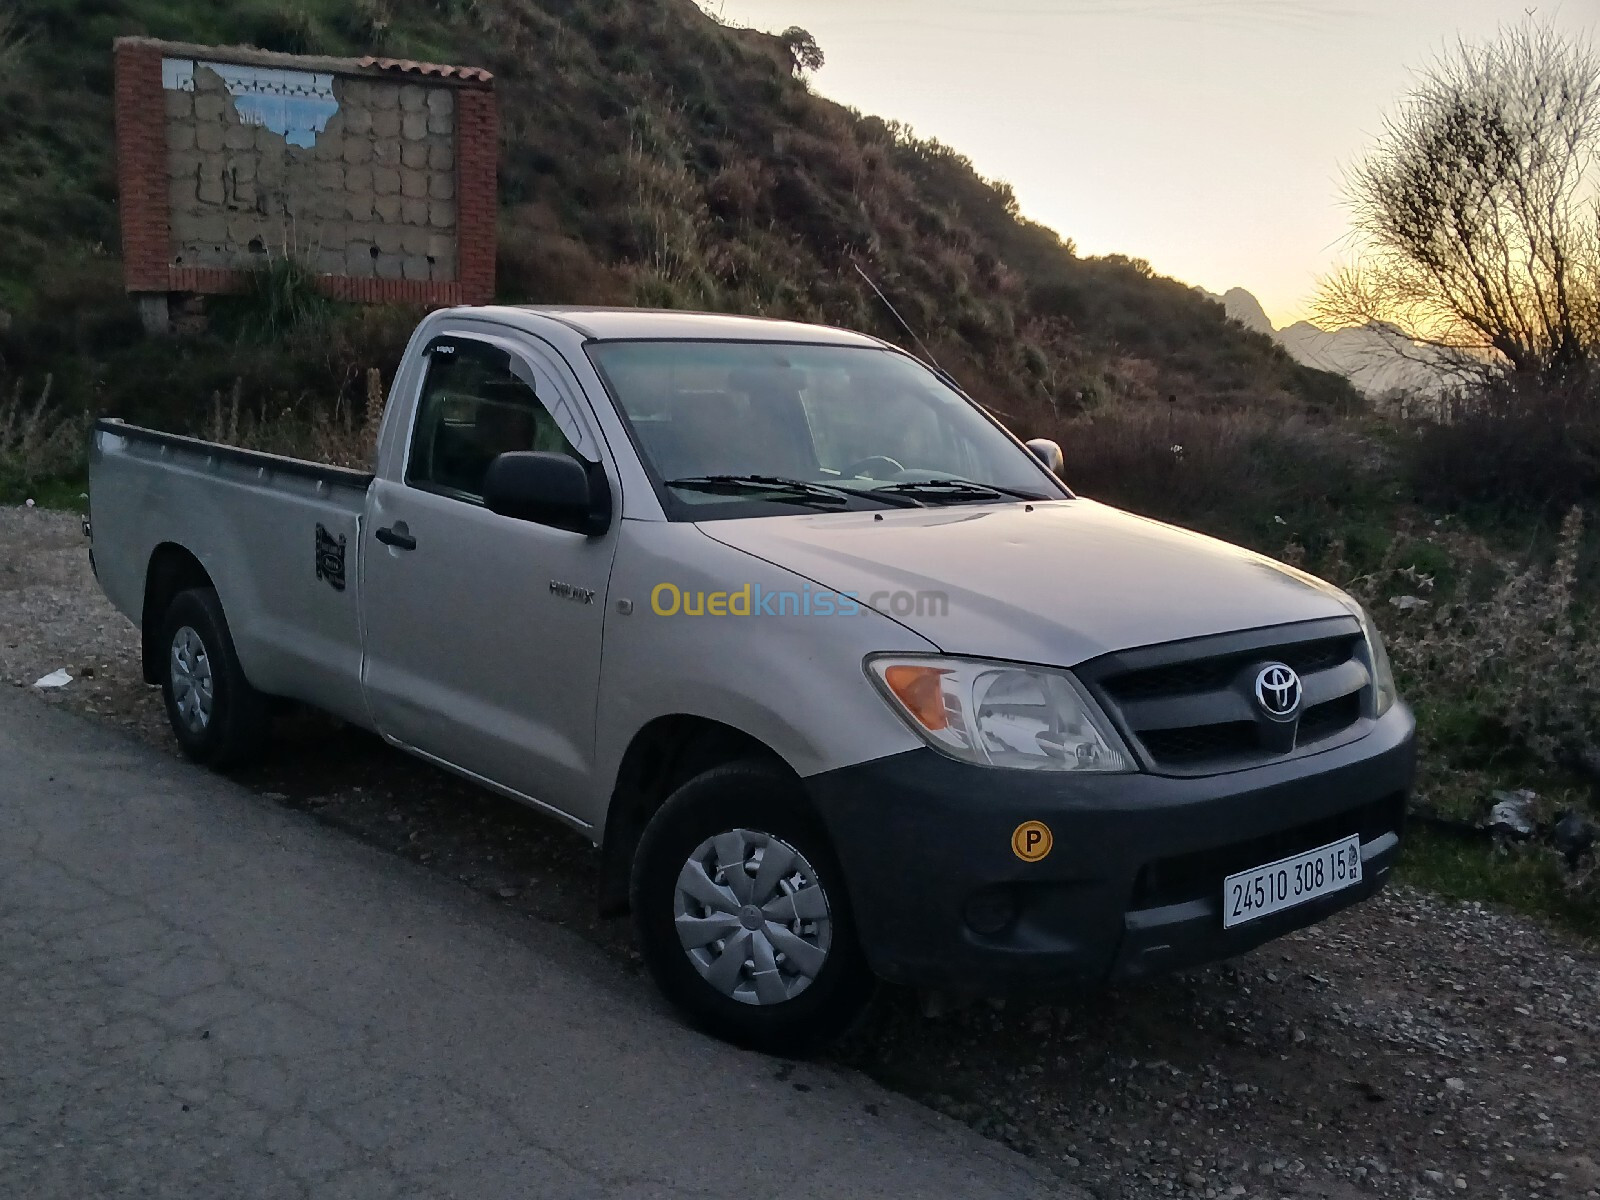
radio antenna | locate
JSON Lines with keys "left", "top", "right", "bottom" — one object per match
{"left": 850, "top": 261, "right": 995, "bottom": 408}
{"left": 852, "top": 262, "right": 945, "bottom": 374}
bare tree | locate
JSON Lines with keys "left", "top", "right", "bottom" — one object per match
{"left": 1316, "top": 23, "right": 1600, "bottom": 386}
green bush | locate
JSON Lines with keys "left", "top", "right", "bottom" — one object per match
{"left": 0, "top": 375, "right": 90, "bottom": 501}
{"left": 210, "top": 255, "right": 336, "bottom": 344}
{"left": 1347, "top": 508, "right": 1599, "bottom": 773}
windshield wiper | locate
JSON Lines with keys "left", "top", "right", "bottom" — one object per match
{"left": 872, "top": 478, "right": 1048, "bottom": 502}
{"left": 665, "top": 475, "right": 924, "bottom": 508}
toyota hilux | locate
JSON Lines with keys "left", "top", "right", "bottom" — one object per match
{"left": 87, "top": 306, "right": 1415, "bottom": 1049}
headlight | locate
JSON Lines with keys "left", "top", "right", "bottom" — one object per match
{"left": 867, "top": 655, "right": 1133, "bottom": 772}
{"left": 1357, "top": 607, "right": 1398, "bottom": 717}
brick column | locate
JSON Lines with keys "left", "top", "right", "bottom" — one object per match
{"left": 113, "top": 39, "right": 172, "bottom": 295}
{"left": 454, "top": 86, "right": 498, "bottom": 305}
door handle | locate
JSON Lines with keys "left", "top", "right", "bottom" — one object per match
{"left": 375, "top": 525, "right": 417, "bottom": 551}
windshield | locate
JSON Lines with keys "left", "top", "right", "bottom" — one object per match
{"left": 588, "top": 340, "right": 1066, "bottom": 519}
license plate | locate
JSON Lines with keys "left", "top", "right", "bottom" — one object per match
{"left": 1223, "top": 835, "right": 1363, "bottom": 929}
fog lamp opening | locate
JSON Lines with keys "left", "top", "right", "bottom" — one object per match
{"left": 963, "top": 887, "right": 1019, "bottom": 936}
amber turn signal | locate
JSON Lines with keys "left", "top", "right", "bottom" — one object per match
{"left": 881, "top": 664, "right": 950, "bottom": 731}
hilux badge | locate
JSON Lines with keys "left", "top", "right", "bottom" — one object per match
{"left": 549, "top": 581, "right": 596, "bottom": 605}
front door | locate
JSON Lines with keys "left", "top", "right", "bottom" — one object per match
{"left": 360, "top": 332, "right": 618, "bottom": 829}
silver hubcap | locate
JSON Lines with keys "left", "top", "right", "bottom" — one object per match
{"left": 169, "top": 626, "right": 214, "bottom": 734}
{"left": 673, "top": 829, "right": 832, "bottom": 1007}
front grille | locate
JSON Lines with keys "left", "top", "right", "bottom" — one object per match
{"left": 1140, "top": 722, "right": 1257, "bottom": 765}
{"left": 1107, "top": 658, "right": 1239, "bottom": 701}
{"left": 1130, "top": 792, "right": 1404, "bottom": 910}
{"left": 1083, "top": 619, "right": 1371, "bottom": 775}
{"left": 1299, "top": 692, "right": 1362, "bottom": 744}
{"left": 1106, "top": 635, "right": 1354, "bottom": 702}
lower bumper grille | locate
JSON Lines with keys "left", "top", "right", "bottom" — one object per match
{"left": 1130, "top": 792, "right": 1405, "bottom": 910}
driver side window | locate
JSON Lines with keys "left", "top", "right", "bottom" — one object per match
{"left": 406, "top": 338, "right": 580, "bottom": 502}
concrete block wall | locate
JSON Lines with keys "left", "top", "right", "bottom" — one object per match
{"left": 166, "top": 71, "right": 460, "bottom": 283}
{"left": 115, "top": 39, "right": 496, "bottom": 308}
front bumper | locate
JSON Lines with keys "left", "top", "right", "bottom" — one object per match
{"left": 805, "top": 703, "right": 1415, "bottom": 991}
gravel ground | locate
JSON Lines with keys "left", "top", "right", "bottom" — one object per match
{"left": 5, "top": 504, "right": 1598, "bottom": 1200}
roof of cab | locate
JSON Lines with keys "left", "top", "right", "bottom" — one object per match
{"left": 455, "top": 305, "right": 888, "bottom": 347}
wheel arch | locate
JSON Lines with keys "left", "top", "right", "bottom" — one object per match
{"left": 597, "top": 714, "right": 805, "bottom": 916}
{"left": 140, "top": 543, "right": 215, "bottom": 684}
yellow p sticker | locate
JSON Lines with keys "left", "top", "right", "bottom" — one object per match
{"left": 1011, "top": 820, "right": 1053, "bottom": 863}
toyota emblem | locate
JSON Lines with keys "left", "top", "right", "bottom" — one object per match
{"left": 1253, "top": 663, "right": 1302, "bottom": 721}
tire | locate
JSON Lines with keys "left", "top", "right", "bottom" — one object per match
{"left": 158, "top": 587, "right": 270, "bottom": 768}
{"left": 631, "top": 760, "right": 873, "bottom": 1053}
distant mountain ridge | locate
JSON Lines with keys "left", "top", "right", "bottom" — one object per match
{"left": 1198, "top": 287, "right": 1451, "bottom": 399}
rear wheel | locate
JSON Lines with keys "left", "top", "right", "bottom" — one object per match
{"left": 158, "top": 587, "right": 270, "bottom": 768}
{"left": 631, "top": 760, "right": 873, "bottom": 1052}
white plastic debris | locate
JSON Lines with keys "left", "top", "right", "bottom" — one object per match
{"left": 1389, "top": 594, "right": 1429, "bottom": 611}
{"left": 32, "top": 668, "right": 73, "bottom": 689}
{"left": 24, "top": 498, "right": 35, "bottom": 508}
{"left": 1483, "top": 789, "right": 1538, "bottom": 839}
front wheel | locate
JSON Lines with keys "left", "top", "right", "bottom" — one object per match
{"left": 630, "top": 761, "right": 874, "bottom": 1053}
{"left": 158, "top": 587, "right": 270, "bottom": 768}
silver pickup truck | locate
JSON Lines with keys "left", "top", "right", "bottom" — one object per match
{"left": 89, "top": 305, "right": 1415, "bottom": 1050}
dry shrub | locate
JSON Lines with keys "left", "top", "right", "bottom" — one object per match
{"left": 705, "top": 160, "right": 773, "bottom": 223}
{"left": 1345, "top": 507, "right": 1599, "bottom": 769}
{"left": 612, "top": 120, "right": 715, "bottom": 299}
{"left": 1402, "top": 375, "right": 1600, "bottom": 516}
{"left": 498, "top": 212, "right": 629, "bottom": 305}
{"left": 203, "top": 379, "right": 380, "bottom": 471}
{"left": 1059, "top": 406, "right": 1379, "bottom": 550}
{"left": 0, "top": 376, "right": 90, "bottom": 495}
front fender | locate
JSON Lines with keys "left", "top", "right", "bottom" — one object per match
{"left": 589, "top": 521, "right": 935, "bottom": 823}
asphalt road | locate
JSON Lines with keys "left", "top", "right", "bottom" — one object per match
{"left": 0, "top": 689, "right": 1068, "bottom": 1199}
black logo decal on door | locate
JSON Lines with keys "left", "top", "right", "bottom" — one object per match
{"left": 315, "top": 524, "right": 347, "bottom": 591}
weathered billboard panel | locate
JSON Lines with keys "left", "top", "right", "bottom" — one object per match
{"left": 114, "top": 38, "right": 497, "bottom": 324}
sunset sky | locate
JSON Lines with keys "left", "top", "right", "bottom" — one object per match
{"left": 712, "top": 0, "right": 1597, "bottom": 329}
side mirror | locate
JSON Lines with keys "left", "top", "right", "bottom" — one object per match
{"left": 483, "top": 451, "right": 611, "bottom": 535}
{"left": 1025, "top": 438, "right": 1064, "bottom": 475}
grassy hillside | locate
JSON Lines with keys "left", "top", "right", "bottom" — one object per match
{"left": 0, "top": 0, "right": 1353, "bottom": 435}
